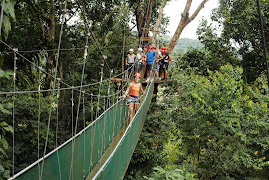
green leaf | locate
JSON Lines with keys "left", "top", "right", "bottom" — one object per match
{"left": 4, "top": 70, "right": 13, "bottom": 79}
{"left": 0, "top": 69, "right": 4, "bottom": 77}
{"left": 3, "top": 170, "right": 11, "bottom": 178}
{"left": 0, "top": 164, "right": 4, "bottom": 173}
{"left": 3, "top": 126, "right": 13, "bottom": 133}
{"left": 2, "top": 15, "right": 11, "bottom": 38}
{"left": 0, "top": 121, "right": 8, "bottom": 127}
{"left": 0, "top": 105, "right": 12, "bottom": 115}
{"left": 0, "top": 54, "right": 3, "bottom": 68}
{"left": 4, "top": 0, "right": 16, "bottom": 20}
{"left": 1, "top": 138, "right": 8, "bottom": 148}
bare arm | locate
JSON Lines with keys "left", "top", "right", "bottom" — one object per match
{"left": 140, "top": 84, "right": 144, "bottom": 94}
{"left": 157, "top": 54, "right": 163, "bottom": 61}
{"left": 124, "top": 83, "right": 132, "bottom": 97}
{"left": 168, "top": 54, "right": 172, "bottom": 61}
{"left": 125, "top": 55, "right": 128, "bottom": 65}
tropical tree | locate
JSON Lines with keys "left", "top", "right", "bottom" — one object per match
{"left": 168, "top": 0, "right": 209, "bottom": 51}
{"left": 169, "top": 64, "right": 269, "bottom": 178}
{"left": 212, "top": 0, "right": 269, "bottom": 83}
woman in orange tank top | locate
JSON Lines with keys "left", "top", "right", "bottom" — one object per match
{"left": 124, "top": 73, "right": 144, "bottom": 123}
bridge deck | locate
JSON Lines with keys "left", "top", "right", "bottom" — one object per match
{"left": 86, "top": 120, "right": 129, "bottom": 179}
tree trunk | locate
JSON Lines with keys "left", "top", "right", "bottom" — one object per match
{"left": 168, "top": 0, "right": 209, "bottom": 51}
{"left": 144, "top": 0, "right": 154, "bottom": 38}
{"left": 135, "top": 1, "right": 143, "bottom": 39}
{"left": 135, "top": 0, "right": 154, "bottom": 46}
{"left": 26, "top": 0, "right": 57, "bottom": 93}
{"left": 45, "top": 0, "right": 56, "bottom": 92}
{"left": 152, "top": 0, "right": 167, "bottom": 46}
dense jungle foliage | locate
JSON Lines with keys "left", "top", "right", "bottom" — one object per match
{"left": 0, "top": 0, "right": 269, "bottom": 179}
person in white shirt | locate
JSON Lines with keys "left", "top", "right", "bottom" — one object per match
{"left": 135, "top": 48, "right": 143, "bottom": 73}
{"left": 125, "top": 49, "right": 136, "bottom": 75}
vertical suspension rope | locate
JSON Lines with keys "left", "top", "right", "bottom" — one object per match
{"left": 121, "top": 30, "right": 126, "bottom": 88}
{"left": 38, "top": 65, "right": 41, "bottom": 180}
{"left": 82, "top": 91, "right": 86, "bottom": 178}
{"left": 71, "top": 86, "right": 74, "bottom": 180}
{"left": 41, "top": 0, "right": 67, "bottom": 178}
{"left": 89, "top": 94, "right": 95, "bottom": 172}
{"left": 56, "top": 78, "right": 61, "bottom": 180}
{"left": 96, "top": 55, "right": 106, "bottom": 118}
{"left": 116, "top": 84, "right": 121, "bottom": 140}
{"left": 107, "top": 70, "right": 113, "bottom": 108}
{"left": 69, "top": 56, "right": 89, "bottom": 179}
{"left": 99, "top": 96, "right": 106, "bottom": 170}
{"left": 69, "top": 16, "right": 89, "bottom": 180}
{"left": 12, "top": 47, "right": 18, "bottom": 178}
{"left": 112, "top": 94, "right": 116, "bottom": 154}
{"left": 107, "top": 71, "right": 113, "bottom": 144}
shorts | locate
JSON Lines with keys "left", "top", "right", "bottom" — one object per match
{"left": 146, "top": 64, "right": 153, "bottom": 71}
{"left": 156, "top": 62, "right": 160, "bottom": 71}
{"left": 162, "top": 62, "right": 169, "bottom": 71}
{"left": 127, "top": 63, "right": 134, "bottom": 72}
{"left": 127, "top": 97, "right": 140, "bottom": 105}
{"left": 135, "top": 62, "right": 142, "bottom": 72}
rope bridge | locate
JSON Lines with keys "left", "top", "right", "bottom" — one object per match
{"left": 0, "top": 44, "right": 155, "bottom": 179}
{"left": 9, "top": 78, "right": 154, "bottom": 180}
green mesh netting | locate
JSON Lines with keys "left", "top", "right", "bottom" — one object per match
{"left": 14, "top": 81, "right": 153, "bottom": 180}
{"left": 15, "top": 98, "right": 128, "bottom": 180}
{"left": 95, "top": 81, "right": 154, "bottom": 180}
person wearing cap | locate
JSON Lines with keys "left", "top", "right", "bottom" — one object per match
{"left": 146, "top": 45, "right": 156, "bottom": 82}
{"left": 161, "top": 47, "right": 171, "bottom": 81}
{"left": 142, "top": 48, "right": 147, "bottom": 80}
{"left": 159, "top": 48, "right": 166, "bottom": 79}
{"left": 155, "top": 50, "right": 163, "bottom": 81}
{"left": 135, "top": 48, "right": 143, "bottom": 73}
{"left": 123, "top": 73, "right": 144, "bottom": 123}
{"left": 125, "top": 49, "right": 136, "bottom": 75}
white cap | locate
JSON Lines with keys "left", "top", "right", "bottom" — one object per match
{"left": 129, "top": 49, "right": 134, "bottom": 52}
{"left": 138, "top": 48, "right": 142, "bottom": 51}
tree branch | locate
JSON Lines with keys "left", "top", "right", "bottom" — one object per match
{"left": 183, "top": 0, "right": 193, "bottom": 16}
{"left": 189, "top": 0, "right": 209, "bottom": 22}
{"left": 152, "top": 0, "right": 168, "bottom": 46}
{"left": 144, "top": 0, "right": 154, "bottom": 37}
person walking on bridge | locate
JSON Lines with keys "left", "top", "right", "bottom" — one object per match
{"left": 123, "top": 73, "right": 144, "bottom": 123}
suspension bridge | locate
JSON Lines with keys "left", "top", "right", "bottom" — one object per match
{"left": 7, "top": 74, "right": 154, "bottom": 180}
{"left": 1, "top": 44, "right": 156, "bottom": 180}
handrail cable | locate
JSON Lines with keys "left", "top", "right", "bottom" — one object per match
{"left": 0, "top": 45, "right": 139, "bottom": 54}
{"left": 0, "top": 39, "right": 135, "bottom": 97}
